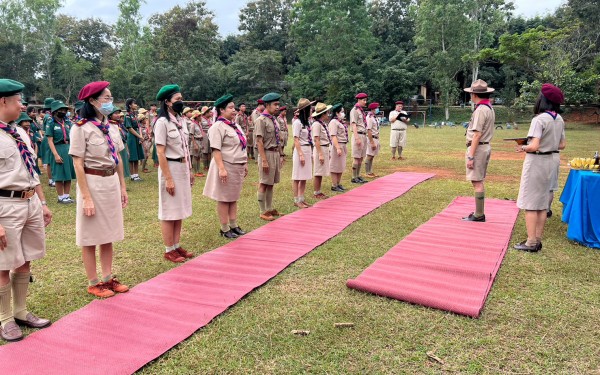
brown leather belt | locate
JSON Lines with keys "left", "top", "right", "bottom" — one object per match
{"left": 0, "top": 188, "right": 36, "bottom": 199}
{"left": 265, "top": 147, "right": 279, "bottom": 152}
{"left": 466, "top": 141, "right": 489, "bottom": 147}
{"left": 84, "top": 167, "right": 115, "bottom": 177}
{"left": 357, "top": 131, "right": 366, "bottom": 135}
{"left": 527, "top": 151, "right": 559, "bottom": 155}
{"left": 320, "top": 144, "right": 330, "bottom": 147}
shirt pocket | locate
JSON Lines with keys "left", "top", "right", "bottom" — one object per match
{"left": 88, "top": 134, "right": 108, "bottom": 158}
{"left": 0, "top": 146, "right": 18, "bottom": 172}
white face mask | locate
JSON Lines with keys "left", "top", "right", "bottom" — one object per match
{"left": 339, "top": 112, "right": 346, "bottom": 120}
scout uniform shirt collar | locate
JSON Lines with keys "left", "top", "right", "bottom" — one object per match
{"left": 217, "top": 116, "right": 247, "bottom": 150}
{"left": 0, "top": 120, "right": 37, "bottom": 178}
{"left": 261, "top": 111, "right": 281, "bottom": 146}
{"left": 168, "top": 113, "right": 191, "bottom": 166}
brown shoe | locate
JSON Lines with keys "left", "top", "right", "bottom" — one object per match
{"left": 269, "top": 209, "right": 284, "bottom": 216}
{"left": 164, "top": 249, "right": 185, "bottom": 263}
{"left": 176, "top": 247, "right": 194, "bottom": 259}
{"left": 0, "top": 321, "right": 23, "bottom": 342}
{"left": 365, "top": 173, "right": 377, "bottom": 178}
{"left": 391, "top": 156, "right": 396, "bottom": 160}
{"left": 260, "top": 212, "right": 275, "bottom": 221}
{"left": 301, "top": 201, "right": 311, "bottom": 208}
{"left": 314, "top": 193, "right": 329, "bottom": 200}
{"left": 87, "top": 282, "right": 115, "bottom": 298}
{"left": 194, "top": 172, "right": 205, "bottom": 177}
{"left": 106, "top": 277, "right": 129, "bottom": 293}
{"left": 14, "top": 312, "right": 51, "bottom": 329}
{"left": 293, "top": 202, "right": 305, "bottom": 209}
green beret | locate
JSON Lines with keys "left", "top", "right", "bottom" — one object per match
{"left": 214, "top": 94, "right": 234, "bottom": 109}
{"left": 262, "top": 92, "right": 281, "bottom": 103}
{"left": 156, "top": 84, "right": 181, "bottom": 101}
{"left": 74, "top": 100, "right": 85, "bottom": 110}
{"left": 0, "top": 79, "right": 25, "bottom": 98}
{"left": 109, "top": 106, "right": 122, "bottom": 116}
{"left": 43, "top": 97, "right": 55, "bottom": 109}
{"left": 331, "top": 103, "right": 343, "bottom": 113}
{"left": 50, "top": 100, "right": 68, "bottom": 113}
{"left": 16, "top": 112, "right": 31, "bottom": 124}
{"left": 21, "top": 98, "right": 28, "bottom": 105}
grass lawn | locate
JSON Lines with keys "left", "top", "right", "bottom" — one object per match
{"left": 8, "top": 122, "right": 600, "bottom": 374}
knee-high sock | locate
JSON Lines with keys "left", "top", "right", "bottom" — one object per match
{"left": 0, "top": 282, "right": 13, "bottom": 327}
{"left": 391, "top": 147, "right": 397, "bottom": 157}
{"left": 398, "top": 146, "right": 403, "bottom": 156}
{"left": 475, "top": 191, "right": 485, "bottom": 216}
{"left": 11, "top": 272, "right": 31, "bottom": 320}
{"left": 258, "top": 191, "right": 266, "bottom": 212}
{"left": 265, "top": 188, "right": 274, "bottom": 211}
{"left": 352, "top": 163, "right": 359, "bottom": 178}
{"left": 365, "top": 157, "right": 373, "bottom": 174}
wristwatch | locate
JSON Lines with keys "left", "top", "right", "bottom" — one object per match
{"left": 40, "top": 200, "right": 47, "bottom": 206}
{"left": 467, "top": 156, "right": 474, "bottom": 161}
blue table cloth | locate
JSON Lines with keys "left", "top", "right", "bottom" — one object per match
{"left": 560, "top": 169, "right": 600, "bottom": 248}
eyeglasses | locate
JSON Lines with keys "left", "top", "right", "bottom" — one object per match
{"left": 97, "top": 96, "right": 114, "bottom": 101}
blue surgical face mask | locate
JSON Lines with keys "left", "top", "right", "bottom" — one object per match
{"left": 375, "top": 108, "right": 380, "bottom": 115}
{"left": 66, "top": 111, "right": 71, "bottom": 118}
{"left": 98, "top": 102, "right": 114, "bottom": 116}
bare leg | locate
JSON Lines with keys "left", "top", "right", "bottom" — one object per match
{"left": 64, "top": 180, "right": 72, "bottom": 195}
{"left": 82, "top": 245, "right": 98, "bottom": 282}
{"left": 314, "top": 176, "right": 322, "bottom": 193}
{"left": 160, "top": 220, "right": 175, "bottom": 247}
{"left": 55, "top": 181, "right": 65, "bottom": 196}
{"left": 173, "top": 219, "right": 183, "bottom": 245}
{"left": 99, "top": 243, "right": 113, "bottom": 280}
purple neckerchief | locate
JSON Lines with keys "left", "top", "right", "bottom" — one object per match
{"left": 545, "top": 111, "right": 558, "bottom": 120}
{"left": 0, "top": 122, "right": 36, "bottom": 177}
{"left": 90, "top": 120, "right": 119, "bottom": 165}
{"left": 217, "top": 117, "right": 247, "bottom": 150}
{"left": 261, "top": 111, "right": 280, "bottom": 145}
{"left": 314, "top": 119, "right": 331, "bottom": 144}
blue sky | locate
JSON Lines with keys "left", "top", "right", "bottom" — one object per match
{"left": 61, "top": 0, "right": 566, "bottom": 36}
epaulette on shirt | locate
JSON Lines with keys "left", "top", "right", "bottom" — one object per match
{"left": 76, "top": 119, "right": 88, "bottom": 126}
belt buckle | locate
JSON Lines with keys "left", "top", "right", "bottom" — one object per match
{"left": 104, "top": 169, "right": 113, "bottom": 176}
{"left": 21, "top": 189, "right": 35, "bottom": 199}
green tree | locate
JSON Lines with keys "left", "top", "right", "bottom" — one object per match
{"left": 225, "top": 48, "right": 285, "bottom": 103}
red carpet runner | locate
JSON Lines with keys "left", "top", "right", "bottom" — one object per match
{"left": 347, "top": 197, "right": 519, "bottom": 318}
{"left": 0, "top": 172, "right": 433, "bottom": 375}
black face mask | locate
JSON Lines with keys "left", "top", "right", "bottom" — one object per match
{"left": 172, "top": 101, "right": 184, "bottom": 114}
{"left": 56, "top": 112, "right": 66, "bottom": 119}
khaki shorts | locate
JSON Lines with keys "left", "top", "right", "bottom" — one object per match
{"left": 352, "top": 134, "right": 367, "bottom": 159}
{"left": 258, "top": 150, "right": 281, "bottom": 185}
{"left": 0, "top": 195, "right": 46, "bottom": 270}
{"left": 366, "top": 138, "right": 380, "bottom": 157}
{"left": 465, "top": 144, "right": 491, "bottom": 181}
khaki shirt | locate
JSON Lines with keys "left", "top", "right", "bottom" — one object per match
{"left": 250, "top": 110, "right": 261, "bottom": 129}
{"left": 366, "top": 114, "right": 380, "bottom": 137}
{"left": 527, "top": 112, "right": 565, "bottom": 153}
{"left": 154, "top": 115, "right": 190, "bottom": 159}
{"left": 254, "top": 114, "right": 281, "bottom": 153}
{"left": 350, "top": 106, "right": 366, "bottom": 133}
{"left": 328, "top": 119, "right": 348, "bottom": 143}
{"left": 311, "top": 120, "right": 330, "bottom": 146}
{"left": 190, "top": 120, "right": 203, "bottom": 140}
{"left": 466, "top": 104, "right": 495, "bottom": 143}
{"left": 69, "top": 120, "right": 125, "bottom": 170}
{"left": 208, "top": 120, "right": 248, "bottom": 165}
{"left": 236, "top": 113, "right": 249, "bottom": 132}
{"left": 292, "top": 119, "right": 311, "bottom": 146}
{"left": 0, "top": 123, "right": 40, "bottom": 190}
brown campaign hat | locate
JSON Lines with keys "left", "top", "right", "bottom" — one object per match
{"left": 296, "top": 98, "right": 315, "bottom": 111}
{"left": 464, "top": 79, "right": 494, "bottom": 94}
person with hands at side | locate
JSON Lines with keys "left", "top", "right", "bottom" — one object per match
{"left": 291, "top": 98, "right": 314, "bottom": 208}
{"left": 311, "top": 102, "right": 333, "bottom": 200}
{"left": 45, "top": 100, "right": 76, "bottom": 203}
{"left": 328, "top": 103, "right": 348, "bottom": 192}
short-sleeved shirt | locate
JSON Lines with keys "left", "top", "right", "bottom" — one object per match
{"left": 250, "top": 110, "right": 261, "bottom": 129}
{"left": 45, "top": 117, "right": 72, "bottom": 144}
{"left": 125, "top": 113, "right": 139, "bottom": 131}
{"left": 201, "top": 117, "right": 211, "bottom": 132}
{"left": 0, "top": 123, "right": 40, "bottom": 190}
{"left": 366, "top": 114, "right": 380, "bottom": 137}
{"left": 190, "top": 120, "right": 203, "bottom": 139}
{"left": 30, "top": 119, "right": 43, "bottom": 143}
{"left": 311, "top": 120, "right": 330, "bottom": 146}
{"left": 329, "top": 119, "right": 348, "bottom": 143}
{"left": 254, "top": 114, "right": 280, "bottom": 152}
{"left": 208, "top": 120, "right": 248, "bottom": 165}
{"left": 278, "top": 116, "right": 287, "bottom": 132}
{"left": 236, "top": 113, "right": 249, "bottom": 132}
{"left": 292, "top": 119, "right": 311, "bottom": 146}
{"left": 527, "top": 112, "right": 565, "bottom": 153}
{"left": 466, "top": 104, "right": 495, "bottom": 143}
{"left": 350, "top": 105, "right": 366, "bottom": 133}
{"left": 154, "top": 115, "right": 190, "bottom": 159}
{"left": 69, "top": 120, "right": 124, "bottom": 170}
{"left": 389, "top": 110, "right": 408, "bottom": 130}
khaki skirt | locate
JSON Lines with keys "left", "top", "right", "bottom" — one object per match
{"left": 203, "top": 160, "right": 246, "bottom": 202}
{"left": 329, "top": 143, "right": 347, "bottom": 173}
{"left": 158, "top": 160, "right": 192, "bottom": 220}
{"left": 366, "top": 138, "right": 380, "bottom": 157}
{"left": 313, "top": 145, "right": 331, "bottom": 177}
{"left": 292, "top": 144, "right": 313, "bottom": 181}
{"left": 549, "top": 152, "right": 560, "bottom": 192}
{"left": 76, "top": 173, "right": 124, "bottom": 247}
{"left": 517, "top": 153, "right": 553, "bottom": 210}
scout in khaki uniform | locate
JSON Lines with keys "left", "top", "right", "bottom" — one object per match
{"left": 463, "top": 79, "right": 495, "bottom": 222}
{"left": 203, "top": 94, "right": 248, "bottom": 239}
{"left": 70, "top": 81, "right": 129, "bottom": 298}
{"left": 277, "top": 106, "right": 289, "bottom": 156}
{"left": 154, "top": 84, "right": 195, "bottom": 263}
{"left": 40, "top": 97, "right": 54, "bottom": 186}
{"left": 189, "top": 110, "right": 205, "bottom": 177}
{"left": 291, "top": 98, "right": 315, "bottom": 208}
{"left": 182, "top": 107, "right": 193, "bottom": 133}
{"left": 0, "top": 79, "right": 53, "bottom": 342}
{"left": 109, "top": 107, "right": 131, "bottom": 179}
{"left": 350, "top": 92, "right": 368, "bottom": 184}
{"left": 125, "top": 98, "right": 144, "bottom": 181}
{"left": 199, "top": 106, "right": 213, "bottom": 171}
{"left": 311, "top": 102, "right": 333, "bottom": 200}
{"left": 514, "top": 84, "right": 566, "bottom": 252}
{"left": 235, "top": 103, "right": 250, "bottom": 159}
{"left": 46, "top": 100, "right": 76, "bottom": 203}
{"left": 328, "top": 103, "right": 348, "bottom": 192}
{"left": 249, "top": 99, "right": 265, "bottom": 160}
{"left": 389, "top": 100, "right": 410, "bottom": 160}
{"left": 255, "top": 92, "right": 284, "bottom": 221}
{"left": 365, "top": 102, "right": 381, "bottom": 178}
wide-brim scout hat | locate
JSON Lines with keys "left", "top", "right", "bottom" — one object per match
{"left": 0, "top": 79, "right": 25, "bottom": 98}
{"left": 16, "top": 112, "right": 31, "bottom": 124}
{"left": 368, "top": 102, "right": 380, "bottom": 110}
{"left": 78, "top": 81, "right": 110, "bottom": 101}
{"left": 262, "top": 92, "right": 281, "bottom": 103}
{"left": 541, "top": 83, "right": 564, "bottom": 104}
{"left": 50, "top": 100, "right": 68, "bottom": 113}
{"left": 182, "top": 107, "right": 193, "bottom": 115}
{"left": 156, "top": 84, "right": 181, "bottom": 101}
{"left": 43, "top": 97, "right": 55, "bottom": 109}
{"left": 296, "top": 98, "right": 315, "bottom": 111}
{"left": 355, "top": 92, "right": 368, "bottom": 99}
{"left": 137, "top": 114, "right": 147, "bottom": 121}
{"left": 331, "top": 103, "right": 343, "bottom": 113}
{"left": 214, "top": 94, "right": 234, "bottom": 109}
{"left": 312, "top": 102, "right": 333, "bottom": 117}
{"left": 200, "top": 106, "right": 210, "bottom": 115}
{"left": 464, "top": 79, "right": 494, "bottom": 93}
{"left": 138, "top": 108, "right": 148, "bottom": 115}
{"left": 191, "top": 110, "right": 202, "bottom": 119}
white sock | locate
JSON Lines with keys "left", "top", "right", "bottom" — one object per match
{"left": 165, "top": 245, "right": 176, "bottom": 253}
{"left": 49, "top": 179, "right": 54, "bottom": 183}
{"left": 314, "top": 191, "right": 320, "bottom": 196}
{"left": 294, "top": 197, "right": 300, "bottom": 203}
{"left": 173, "top": 243, "right": 180, "bottom": 249}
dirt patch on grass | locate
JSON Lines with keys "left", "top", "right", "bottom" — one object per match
{"left": 447, "top": 151, "right": 525, "bottom": 161}
{"left": 394, "top": 166, "right": 519, "bottom": 183}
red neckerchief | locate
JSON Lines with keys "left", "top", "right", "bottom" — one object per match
{"left": 545, "top": 111, "right": 558, "bottom": 120}
{"left": 475, "top": 99, "right": 492, "bottom": 110}
{"left": 217, "top": 116, "right": 247, "bottom": 150}
{"left": 354, "top": 103, "right": 366, "bottom": 121}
